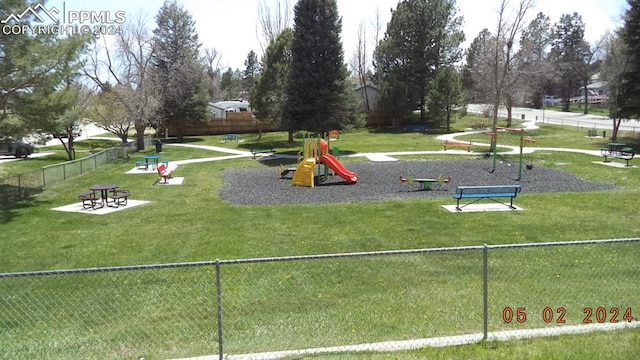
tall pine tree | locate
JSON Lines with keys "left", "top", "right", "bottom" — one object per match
{"left": 283, "top": 0, "right": 357, "bottom": 133}
{"left": 251, "top": 28, "right": 294, "bottom": 139}
{"left": 152, "top": 0, "right": 208, "bottom": 139}
{"left": 374, "top": 0, "right": 463, "bottom": 125}
{"left": 549, "top": 13, "right": 588, "bottom": 112}
{"left": 619, "top": 0, "right": 640, "bottom": 119}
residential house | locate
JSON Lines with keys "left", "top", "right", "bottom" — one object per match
{"left": 354, "top": 84, "right": 378, "bottom": 112}
{"left": 208, "top": 100, "right": 252, "bottom": 119}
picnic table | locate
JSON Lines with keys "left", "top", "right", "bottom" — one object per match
{"left": 601, "top": 142, "right": 635, "bottom": 166}
{"left": 223, "top": 134, "right": 241, "bottom": 142}
{"left": 144, "top": 155, "right": 161, "bottom": 170}
{"left": 79, "top": 184, "right": 129, "bottom": 209}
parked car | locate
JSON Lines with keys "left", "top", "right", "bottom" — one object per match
{"left": 0, "top": 138, "right": 35, "bottom": 158}
{"left": 542, "top": 95, "right": 561, "bottom": 106}
{"left": 52, "top": 125, "right": 82, "bottom": 138}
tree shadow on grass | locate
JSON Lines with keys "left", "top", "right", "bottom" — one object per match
{"left": 0, "top": 196, "right": 47, "bottom": 224}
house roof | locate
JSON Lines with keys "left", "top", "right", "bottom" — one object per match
{"left": 586, "top": 81, "right": 608, "bottom": 89}
{"left": 211, "top": 101, "right": 250, "bottom": 109}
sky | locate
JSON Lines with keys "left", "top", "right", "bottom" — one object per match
{"left": 27, "top": 0, "right": 631, "bottom": 70}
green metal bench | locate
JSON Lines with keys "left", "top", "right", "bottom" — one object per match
{"left": 249, "top": 146, "right": 276, "bottom": 159}
{"left": 452, "top": 185, "right": 522, "bottom": 211}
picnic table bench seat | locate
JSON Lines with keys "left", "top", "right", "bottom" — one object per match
{"left": 79, "top": 191, "right": 100, "bottom": 209}
{"left": 452, "top": 185, "right": 522, "bottom": 211}
{"left": 109, "top": 189, "right": 130, "bottom": 207}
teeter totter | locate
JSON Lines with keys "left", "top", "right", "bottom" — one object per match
{"left": 400, "top": 173, "right": 452, "bottom": 190}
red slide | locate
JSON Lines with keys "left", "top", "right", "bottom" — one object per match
{"left": 320, "top": 154, "right": 358, "bottom": 184}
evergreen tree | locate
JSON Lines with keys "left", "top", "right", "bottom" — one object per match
{"left": 427, "top": 65, "right": 463, "bottom": 132}
{"left": 549, "top": 13, "right": 589, "bottom": 112}
{"left": 374, "top": 0, "right": 464, "bottom": 125}
{"left": 602, "top": 31, "right": 630, "bottom": 140}
{"left": 151, "top": 0, "right": 208, "bottom": 139}
{"left": 243, "top": 50, "right": 259, "bottom": 99}
{"left": 0, "top": 0, "right": 87, "bottom": 140}
{"left": 251, "top": 28, "right": 294, "bottom": 139}
{"left": 518, "top": 13, "right": 553, "bottom": 109}
{"left": 220, "top": 67, "right": 242, "bottom": 100}
{"left": 462, "top": 29, "right": 494, "bottom": 105}
{"left": 283, "top": 0, "right": 357, "bottom": 133}
{"left": 619, "top": 0, "right": 640, "bottom": 119}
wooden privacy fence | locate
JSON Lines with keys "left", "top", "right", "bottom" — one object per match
{"left": 162, "top": 113, "right": 280, "bottom": 137}
{"left": 162, "top": 112, "right": 404, "bottom": 137}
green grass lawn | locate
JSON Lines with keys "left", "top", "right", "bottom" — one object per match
{"left": 1, "top": 122, "right": 639, "bottom": 359}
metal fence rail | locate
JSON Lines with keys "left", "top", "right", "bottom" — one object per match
{"left": 1, "top": 238, "right": 639, "bottom": 359}
{"left": 0, "top": 137, "right": 153, "bottom": 207}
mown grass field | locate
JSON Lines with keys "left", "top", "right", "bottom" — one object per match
{"left": 0, "top": 114, "right": 639, "bottom": 359}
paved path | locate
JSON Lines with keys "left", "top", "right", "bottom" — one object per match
{"left": 7, "top": 107, "right": 619, "bottom": 166}
{"left": 160, "top": 107, "right": 613, "bottom": 164}
{"left": 158, "top": 114, "right": 607, "bottom": 165}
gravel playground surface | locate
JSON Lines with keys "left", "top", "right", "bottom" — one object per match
{"left": 219, "top": 159, "right": 617, "bottom": 206}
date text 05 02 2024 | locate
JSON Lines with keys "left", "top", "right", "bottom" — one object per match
{"left": 502, "top": 306, "right": 634, "bottom": 324}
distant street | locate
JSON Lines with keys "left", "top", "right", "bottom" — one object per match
{"left": 467, "top": 104, "right": 640, "bottom": 135}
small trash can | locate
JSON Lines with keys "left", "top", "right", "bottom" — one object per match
{"left": 155, "top": 139, "right": 163, "bottom": 153}
{"left": 521, "top": 114, "right": 525, "bottom": 120}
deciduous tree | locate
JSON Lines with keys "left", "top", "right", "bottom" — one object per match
{"left": 83, "top": 12, "right": 159, "bottom": 149}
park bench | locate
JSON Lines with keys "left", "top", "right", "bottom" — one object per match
{"left": 452, "top": 185, "right": 522, "bottom": 211}
{"left": 442, "top": 140, "right": 473, "bottom": 152}
{"left": 249, "top": 146, "right": 276, "bottom": 159}
{"left": 601, "top": 143, "right": 635, "bottom": 166}
{"left": 405, "top": 124, "right": 427, "bottom": 133}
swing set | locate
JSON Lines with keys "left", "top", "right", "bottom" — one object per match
{"left": 486, "top": 126, "right": 536, "bottom": 181}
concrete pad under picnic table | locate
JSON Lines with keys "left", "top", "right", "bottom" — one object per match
{"left": 441, "top": 203, "right": 524, "bottom": 213}
{"left": 156, "top": 177, "right": 184, "bottom": 185}
{"left": 592, "top": 161, "right": 637, "bottom": 169}
{"left": 126, "top": 167, "right": 161, "bottom": 174}
{"left": 52, "top": 200, "right": 150, "bottom": 215}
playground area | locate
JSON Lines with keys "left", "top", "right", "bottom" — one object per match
{"left": 219, "top": 159, "right": 617, "bottom": 206}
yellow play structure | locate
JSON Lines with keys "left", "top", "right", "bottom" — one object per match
{"left": 290, "top": 133, "right": 357, "bottom": 187}
{"left": 291, "top": 136, "right": 320, "bottom": 187}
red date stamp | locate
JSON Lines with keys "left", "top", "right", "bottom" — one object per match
{"left": 502, "top": 306, "right": 634, "bottom": 324}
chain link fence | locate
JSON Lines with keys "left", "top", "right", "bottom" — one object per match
{"left": 0, "top": 137, "right": 154, "bottom": 207}
{"left": 1, "top": 238, "right": 639, "bottom": 359}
